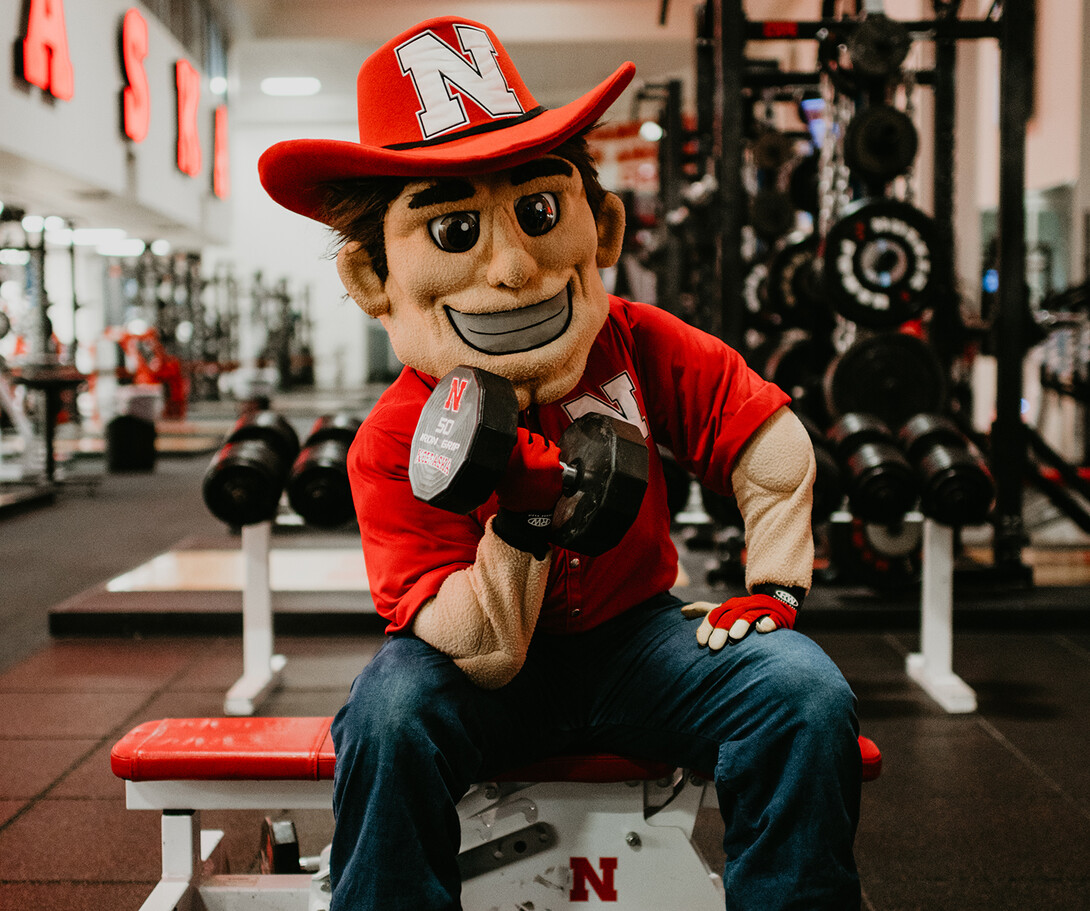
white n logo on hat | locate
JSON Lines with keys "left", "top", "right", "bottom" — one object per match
{"left": 396, "top": 25, "right": 524, "bottom": 140}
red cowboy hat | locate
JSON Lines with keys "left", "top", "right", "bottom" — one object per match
{"left": 259, "top": 17, "right": 635, "bottom": 224}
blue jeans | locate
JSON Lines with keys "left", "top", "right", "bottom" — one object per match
{"left": 329, "top": 593, "right": 861, "bottom": 910}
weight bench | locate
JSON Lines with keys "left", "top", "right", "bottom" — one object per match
{"left": 113, "top": 716, "right": 881, "bottom": 911}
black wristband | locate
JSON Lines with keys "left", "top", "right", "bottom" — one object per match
{"left": 751, "top": 583, "right": 805, "bottom": 611}
{"left": 492, "top": 508, "right": 552, "bottom": 561}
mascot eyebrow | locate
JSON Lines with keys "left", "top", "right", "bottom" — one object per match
{"left": 408, "top": 158, "right": 575, "bottom": 210}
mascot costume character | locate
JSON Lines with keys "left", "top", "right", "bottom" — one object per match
{"left": 260, "top": 16, "right": 862, "bottom": 911}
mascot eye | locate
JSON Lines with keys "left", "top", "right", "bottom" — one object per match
{"left": 428, "top": 211, "right": 480, "bottom": 252}
{"left": 515, "top": 192, "right": 559, "bottom": 237}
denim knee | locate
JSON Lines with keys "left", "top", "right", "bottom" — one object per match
{"left": 333, "top": 637, "right": 473, "bottom": 768}
{"left": 747, "top": 632, "right": 858, "bottom": 737}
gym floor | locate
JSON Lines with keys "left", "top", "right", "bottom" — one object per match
{"left": 0, "top": 394, "right": 1088, "bottom": 911}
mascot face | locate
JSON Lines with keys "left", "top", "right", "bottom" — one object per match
{"left": 338, "top": 155, "right": 624, "bottom": 409}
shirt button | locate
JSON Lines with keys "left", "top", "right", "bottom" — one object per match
{"left": 570, "top": 557, "right": 581, "bottom": 568}
{"left": 571, "top": 608, "right": 582, "bottom": 617}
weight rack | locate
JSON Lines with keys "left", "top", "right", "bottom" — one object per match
{"left": 697, "top": 0, "right": 1034, "bottom": 579}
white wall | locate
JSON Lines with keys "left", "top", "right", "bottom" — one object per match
{"left": 219, "top": 38, "right": 401, "bottom": 390}
{"left": 215, "top": 119, "right": 371, "bottom": 389}
{"left": 0, "top": 0, "right": 230, "bottom": 244}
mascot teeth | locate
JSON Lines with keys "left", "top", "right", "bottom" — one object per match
{"left": 445, "top": 285, "right": 572, "bottom": 355}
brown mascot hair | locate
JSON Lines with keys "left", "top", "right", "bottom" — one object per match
{"left": 318, "top": 127, "right": 607, "bottom": 282}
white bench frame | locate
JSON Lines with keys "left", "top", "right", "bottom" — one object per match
{"left": 124, "top": 771, "right": 722, "bottom": 911}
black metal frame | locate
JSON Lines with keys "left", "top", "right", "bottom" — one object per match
{"left": 706, "top": 0, "right": 1035, "bottom": 573}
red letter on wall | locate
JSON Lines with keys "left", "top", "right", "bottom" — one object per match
{"left": 569, "top": 857, "right": 618, "bottom": 902}
{"left": 176, "top": 59, "right": 202, "bottom": 176}
{"left": 22, "top": 0, "right": 74, "bottom": 100}
{"left": 121, "top": 8, "right": 149, "bottom": 142}
{"left": 213, "top": 105, "right": 230, "bottom": 198}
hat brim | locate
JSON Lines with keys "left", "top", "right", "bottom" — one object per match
{"left": 258, "top": 62, "right": 635, "bottom": 224}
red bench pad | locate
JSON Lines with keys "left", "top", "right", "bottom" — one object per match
{"left": 859, "top": 735, "right": 882, "bottom": 782}
{"left": 112, "top": 717, "right": 882, "bottom": 784}
{"left": 111, "top": 717, "right": 336, "bottom": 782}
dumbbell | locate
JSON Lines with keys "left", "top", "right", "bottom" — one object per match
{"left": 826, "top": 412, "right": 917, "bottom": 524}
{"left": 409, "top": 366, "right": 649, "bottom": 556}
{"left": 898, "top": 413, "right": 995, "bottom": 526}
{"left": 287, "top": 413, "right": 363, "bottom": 528}
{"left": 797, "top": 413, "right": 845, "bottom": 522}
{"left": 202, "top": 411, "right": 300, "bottom": 526}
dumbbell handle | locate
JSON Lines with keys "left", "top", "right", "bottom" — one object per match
{"left": 559, "top": 459, "right": 582, "bottom": 496}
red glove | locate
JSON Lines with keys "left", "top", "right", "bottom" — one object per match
{"left": 495, "top": 429, "right": 564, "bottom": 513}
{"left": 695, "top": 590, "right": 799, "bottom": 651}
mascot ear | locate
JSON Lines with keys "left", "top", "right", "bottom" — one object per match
{"left": 595, "top": 192, "right": 626, "bottom": 270}
{"left": 337, "top": 241, "right": 391, "bottom": 318}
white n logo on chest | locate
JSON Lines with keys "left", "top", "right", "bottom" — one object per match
{"left": 562, "top": 372, "right": 648, "bottom": 439}
{"left": 395, "top": 26, "right": 523, "bottom": 140}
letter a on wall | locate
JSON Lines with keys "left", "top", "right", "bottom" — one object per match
{"left": 22, "top": 0, "right": 75, "bottom": 100}
{"left": 176, "top": 59, "right": 202, "bottom": 176}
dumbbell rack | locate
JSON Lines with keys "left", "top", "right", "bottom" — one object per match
{"left": 225, "top": 520, "right": 286, "bottom": 716}
{"left": 910, "top": 518, "right": 976, "bottom": 714}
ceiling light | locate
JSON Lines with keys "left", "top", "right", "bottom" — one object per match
{"left": 261, "top": 76, "right": 321, "bottom": 97}
{"left": 210, "top": 75, "right": 228, "bottom": 96}
{"left": 21, "top": 214, "right": 45, "bottom": 233}
{"left": 0, "top": 249, "right": 30, "bottom": 266}
{"left": 150, "top": 239, "right": 172, "bottom": 256}
{"left": 639, "top": 121, "right": 664, "bottom": 142}
{"left": 72, "top": 227, "right": 127, "bottom": 246}
{"left": 46, "top": 226, "right": 73, "bottom": 246}
{"left": 97, "top": 238, "right": 147, "bottom": 257}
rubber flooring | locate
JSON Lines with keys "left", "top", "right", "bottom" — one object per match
{"left": 0, "top": 402, "right": 1087, "bottom": 909}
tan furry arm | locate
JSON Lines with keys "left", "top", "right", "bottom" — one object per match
{"left": 411, "top": 517, "right": 551, "bottom": 690}
{"left": 730, "top": 407, "right": 816, "bottom": 593}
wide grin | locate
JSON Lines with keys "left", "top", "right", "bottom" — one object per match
{"left": 445, "top": 285, "right": 572, "bottom": 355}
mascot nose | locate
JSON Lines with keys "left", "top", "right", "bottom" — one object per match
{"left": 485, "top": 214, "right": 537, "bottom": 290}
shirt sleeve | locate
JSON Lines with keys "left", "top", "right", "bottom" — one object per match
{"left": 622, "top": 299, "right": 789, "bottom": 495}
{"left": 348, "top": 392, "right": 486, "bottom": 634}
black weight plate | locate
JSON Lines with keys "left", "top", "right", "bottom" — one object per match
{"left": 813, "top": 445, "right": 845, "bottom": 521}
{"left": 846, "top": 15, "right": 910, "bottom": 78}
{"left": 826, "top": 412, "right": 895, "bottom": 461}
{"left": 743, "top": 262, "right": 778, "bottom": 331}
{"left": 846, "top": 440, "right": 917, "bottom": 523}
{"left": 843, "top": 105, "right": 919, "bottom": 183}
{"left": 828, "top": 517, "right": 920, "bottom": 591}
{"left": 749, "top": 188, "right": 796, "bottom": 241}
{"left": 226, "top": 411, "right": 300, "bottom": 468}
{"left": 763, "top": 331, "right": 836, "bottom": 417}
{"left": 863, "top": 519, "right": 922, "bottom": 559}
{"left": 409, "top": 366, "right": 518, "bottom": 514}
{"left": 304, "top": 412, "right": 362, "bottom": 447}
{"left": 202, "top": 439, "right": 287, "bottom": 526}
{"left": 897, "top": 412, "right": 966, "bottom": 464}
{"left": 552, "top": 414, "right": 648, "bottom": 556}
{"left": 752, "top": 129, "right": 795, "bottom": 170}
{"left": 824, "top": 199, "right": 935, "bottom": 329}
{"left": 287, "top": 439, "right": 354, "bottom": 528}
{"left": 918, "top": 446, "right": 995, "bottom": 526}
{"left": 767, "top": 234, "right": 831, "bottom": 330}
{"left": 825, "top": 333, "right": 945, "bottom": 430}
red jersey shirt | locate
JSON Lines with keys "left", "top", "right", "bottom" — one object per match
{"left": 348, "top": 296, "right": 789, "bottom": 636}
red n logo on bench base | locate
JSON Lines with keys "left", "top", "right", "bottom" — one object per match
{"left": 569, "top": 856, "right": 618, "bottom": 901}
